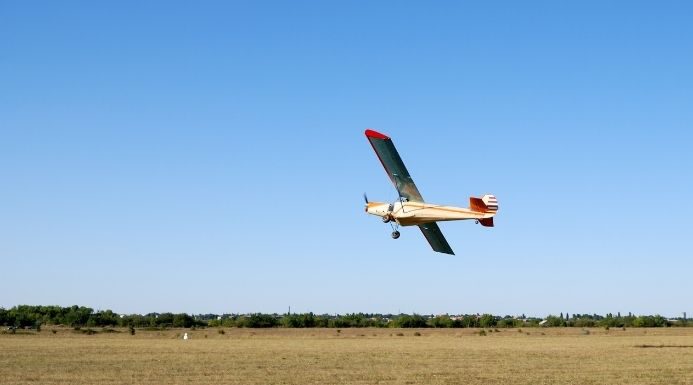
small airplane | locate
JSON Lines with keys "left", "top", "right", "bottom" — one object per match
{"left": 364, "top": 129, "right": 498, "bottom": 255}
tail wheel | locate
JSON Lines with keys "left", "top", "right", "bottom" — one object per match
{"left": 391, "top": 231, "right": 400, "bottom": 239}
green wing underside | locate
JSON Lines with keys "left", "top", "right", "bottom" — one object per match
{"left": 418, "top": 222, "right": 455, "bottom": 255}
{"left": 367, "top": 136, "right": 424, "bottom": 203}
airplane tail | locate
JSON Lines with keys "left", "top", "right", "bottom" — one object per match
{"left": 469, "top": 194, "right": 498, "bottom": 215}
{"left": 469, "top": 194, "right": 497, "bottom": 227}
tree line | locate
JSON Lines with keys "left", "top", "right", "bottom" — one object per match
{"left": 0, "top": 305, "right": 687, "bottom": 329}
{"left": 0, "top": 305, "right": 203, "bottom": 329}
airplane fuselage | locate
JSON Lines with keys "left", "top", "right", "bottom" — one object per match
{"left": 366, "top": 201, "right": 494, "bottom": 226}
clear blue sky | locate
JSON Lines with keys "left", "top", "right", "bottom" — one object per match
{"left": 1, "top": 1, "right": 691, "bottom": 317}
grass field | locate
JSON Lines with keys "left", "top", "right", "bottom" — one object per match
{"left": 1, "top": 327, "right": 692, "bottom": 384}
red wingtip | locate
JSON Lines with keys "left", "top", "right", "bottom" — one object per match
{"left": 365, "top": 129, "right": 389, "bottom": 140}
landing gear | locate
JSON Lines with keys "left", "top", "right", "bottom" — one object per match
{"left": 387, "top": 214, "right": 400, "bottom": 239}
{"left": 475, "top": 220, "right": 479, "bottom": 224}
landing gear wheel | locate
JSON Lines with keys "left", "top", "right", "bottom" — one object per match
{"left": 391, "top": 231, "right": 400, "bottom": 239}
{"left": 475, "top": 220, "right": 479, "bottom": 224}
{"left": 382, "top": 215, "right": 391, "bottom": 223}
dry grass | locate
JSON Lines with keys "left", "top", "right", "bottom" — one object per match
{"left": 1, "top": 327, "right": 693, "bottom": 384}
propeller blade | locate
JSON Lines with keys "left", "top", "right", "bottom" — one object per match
{"left": 363, "top": 193, "right": 369, "bottom": 204}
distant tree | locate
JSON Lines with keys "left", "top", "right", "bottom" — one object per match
{"left": 282, "top": 313, "right": 316, "bottom": 328}
{"left": 457, "top": 315, "right": 480, "bottom": 328}
{"left": 545, "top": 315, "right": 566, "bottom": 327}
{"left": 496, "top": 317, "right": 521, "bottom": 328}
{"left": 573, "top": 318, "right": 596, "bottom": 327}
{"left": 633, "top": 315, "right": 669, "bottom": 328}
{"left": 157, "top": 313, "right": 174, "bottom": 327}
{"left": 479, "top": 314, "right": 497, "bottom": 328}
{"left": 429, "top": 315, "right": 453, "bottom": 328}
{"left": 173, "top": 314, "right": 195, "bottom": 328}
{"left": 239, "top": 313, "right": 279, "bottom": 328}
{"left": 395, "top": 314, "right": 428, "bottom": 328}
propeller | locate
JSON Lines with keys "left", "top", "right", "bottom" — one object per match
{"left": 363, "top": 193, "right": 369, "bottom": 204}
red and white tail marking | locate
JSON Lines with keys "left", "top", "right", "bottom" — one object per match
{"left": 469, "top": 194, "right": 499, "bottom": 213}
{"left": 482, "top": 194, "right": 498, "bottom": 212}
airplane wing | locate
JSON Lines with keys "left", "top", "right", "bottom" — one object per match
{"left": 365, "top": 129, "right": 424, "bottom": 202}
{"left": 418, "top": 222, "right": 455, "bottom": 255}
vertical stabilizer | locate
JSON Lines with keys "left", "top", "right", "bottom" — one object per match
{"left": 470, "top": 194, "right": 499, "bottom": 213}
